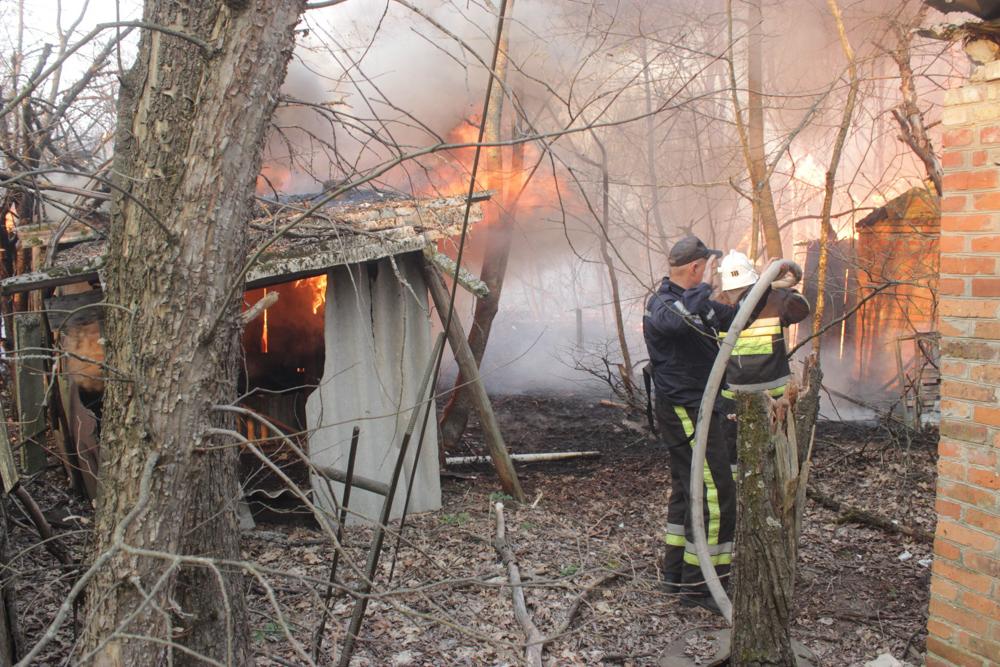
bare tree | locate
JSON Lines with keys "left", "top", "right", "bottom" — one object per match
{"left": 73, "top": 1, "right": 305, "bottom": 664}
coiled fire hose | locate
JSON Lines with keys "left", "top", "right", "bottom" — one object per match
{"left": 688, "top": 258, "right": 802, "bottom": 624}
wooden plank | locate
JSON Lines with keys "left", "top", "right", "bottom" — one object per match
{"left": 14, "top": 313, "right": 49, "bottom": 473}
{"left": 16, "top": 219, "right": 103, "bottom": 248}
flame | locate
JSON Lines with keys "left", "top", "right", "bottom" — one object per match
{"left": 261, "top": 288, "right": 269, "bottom": 354}
{"left": 4, "top": 203, "right": 17, "bottom": 235}
{"left": 257, "top": 164, "right": 292, "bottom": 195}
{"left": 421, "top": 117, "right": 567, "bottom": 215}
{"left": 294, "top": 275, "right": 328, "bottom": 315}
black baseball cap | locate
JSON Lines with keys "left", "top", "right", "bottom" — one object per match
{"left": 668, "top": 236, "right": 722, "bottom": 267}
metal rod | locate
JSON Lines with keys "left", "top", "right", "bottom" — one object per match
{"left": 337, "top": 333, "right": 445, "bottom": 667}
{"left": 313, "top": 425, "right": 360, "bottom": 661}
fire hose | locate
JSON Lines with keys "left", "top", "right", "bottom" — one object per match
{"left": 688, "top": 258, "right": 802, "bottom": 624}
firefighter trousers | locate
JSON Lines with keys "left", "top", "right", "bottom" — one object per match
{"left": 656, "top": 400, "right": 736, "bottom": 594}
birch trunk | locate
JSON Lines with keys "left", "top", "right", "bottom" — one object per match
{"left": 78, "top": 1, "right": 303, "bottom": 664}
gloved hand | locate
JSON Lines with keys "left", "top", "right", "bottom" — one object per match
{"left": 772, "top": 262, "right": 802, "bottom": 288}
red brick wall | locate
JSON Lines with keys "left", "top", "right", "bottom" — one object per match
{"left": 929, "top": 62, "right": 1000, "bottom": 667}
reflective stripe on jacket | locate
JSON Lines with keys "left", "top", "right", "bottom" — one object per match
{"left": 721, "top": 287, "right": 810, "bottom": 394}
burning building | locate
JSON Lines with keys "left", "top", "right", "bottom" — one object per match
{"left": 2, "top": 189, "right": 487, "bottom": 524}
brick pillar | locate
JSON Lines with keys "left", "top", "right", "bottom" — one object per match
{"left": 929, "top": 61, "right": 1000, "bottom": 667}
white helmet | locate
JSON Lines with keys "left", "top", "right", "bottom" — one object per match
{"left": 718, "top": 250, "right": 758, "bottom": 291}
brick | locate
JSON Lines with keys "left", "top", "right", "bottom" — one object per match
{"left": 974, "top": 192, "right": 1000, "bottom": 210}
{"left": 927, "top": 634, "right": 986, "bottom": 667}
{"left": 942, "top": 196, "right": 969, "bottom": 212}
{"left": 936, "top": 537, "right": 963, "bottom": 562}
{"left": 937, "top": 497, "right": 964, "bottom": 519}
{"left": 944, "top": 170, "right": 999, "bottom": 190}
{"left": 967, "top": 448, "right": 997, "bottom": 467}
{"left": 963, "top": 634, "right": 1000, "bottom": 665}
{"left": 941, "top": 481, "right": 996, "bottom": 507}
{"left": 972, "top": 277, "right": 1000, "bottom": 296}
{"left": 983, "top": 125, "right": 1000, "bottom": 144}
{"left": 972, "top": 150, "right": 989, "bottom": 166}
{"left": 941, "top": 256, "right": 997, "bottom": 274}
{"left": 960, "top": 591, "right": 1000, "bottom": 619}
{"left": 937, "top": 519, "right": 997, "bottom": 551}
{"left": 966, "top": 465, "right": 1000, "bottom": 488}
{"left": 940, "top": 299, "right": 998, "bottom": 318}
{"left": 974, "top": 405, "right": 1000, "bottom": 428}
{"left": 971, "top": 234, "right": 1000, "bottom": 252}
{"left": 925, "top": 656, "right": 950, "bottom": 667}
{"left": 939, "top": 458, "right": 967, "bottom": 481}
{"left": 970, "top": 364, "right": 1000, "bottom": 383}
{"left": 940, "top": 320, "right": 973, "bottom": 338}
{"left": 940, "top": 235, "right": 967, "bottom": 253}
{"left": 944, "top": 128, "right": 975, "bottom": 147}
{"left": 941, "top": 360, "right": 969, "bottom": 378}
{"left": 939, "top": 439, "right": 962, "bottom": 458}
{"left": 965, "top": 507, "right": 1000, "bottom": 534}
{"left": 928, "top": 617, "right": 956, "bottom": 640}
{"left": 942, "top": 212, "right": 994, "bottom": 229}
{"left": 964, "top": 552, "right": 1000, "bottom": 578}
{"left": 941, "top": 420, "right": 989, "bottom": 444}
{"left": 944, "top": 151, "right": 967, "bottom": 168}
{"left": 975, "top": 321, "right": 1000, "bottom": 339}
{"left": 942, "top": 379, "right": 996, "bottom": 402}
{"left": 929, "top": 597, "right": 990, "bottom": 636}
{"left": 932, "top": 574, "right": 961, "bottom": 601}
{"left": 939, "top": 278, "right": 967, "bottom": 296}
{"left": 941, "top": 340, "right": 997, "bottom": 360}
{"left": 942, "top": 399, "right": 972, "bottom": 419}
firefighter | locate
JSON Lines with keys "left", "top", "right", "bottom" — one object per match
{"left": 715, "top": 250, "right": 810, "bottom": 399}
{"left": 643, "top": 236, "right": 737, "bottom": 614}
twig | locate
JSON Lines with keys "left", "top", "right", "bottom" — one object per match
{"left": 493, "top": 502, "right": 544, "bottom": 667}
{"left": 12, "top": 485, "right": 71, "bottom": 565}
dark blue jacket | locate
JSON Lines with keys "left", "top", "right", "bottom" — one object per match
{"left": 643, "top": 279, "right": 738, "bottom": 408}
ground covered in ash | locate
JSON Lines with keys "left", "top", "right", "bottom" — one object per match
{"left": 10, "top": 393, "right": 937, "bottom": 666}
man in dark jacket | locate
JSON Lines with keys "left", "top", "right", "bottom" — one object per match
{"left": 643, "top": 236, "right": 737, "bottom": 613}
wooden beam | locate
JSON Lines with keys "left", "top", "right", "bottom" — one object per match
{"left": 13, "top": 313, "right": 49, "bottom": 473}
{"left": 423, "top": 261, "right": 525, "bottom": 502}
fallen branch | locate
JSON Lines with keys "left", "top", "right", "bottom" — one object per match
{"left": 554, "top": 570, "right": 628, "bottom": 638}
{"left": 13, "top": 486, "right": 72, "bottom": 565}
{"left": 806, "top": 487, "right": 933, "bottom": 544}
{"left": 446, "top": 451, "right": 600, "bottom": 466}
{"left": 493, "top": 502, "right": 544, "bottom": 667}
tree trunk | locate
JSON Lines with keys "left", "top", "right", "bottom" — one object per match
{"left": 0, "top": 498, "right": 19, "bottom": 663}
{"left": 731, "top": 391, "right": 797, "bottom": 666}
{"left": 78, "top": 1, "right": 303, "bottom": 665}
{"left": 439, "top": 2, "right": 515, "bottom": 451}
{"left": 747, "top": 0, "right": 782, "bottom": 260}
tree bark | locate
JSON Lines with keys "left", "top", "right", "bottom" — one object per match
{"left": 746, "top": 0, "right": 782, "bottom": 260}
{"left": 732, "top": 391, "right": 797, "bottom": 667}
{"left": 0, "top": 498, "right": 19, "bottom": 664}
{"left": 78, "top": 1, "right": 303, "bottom": 665}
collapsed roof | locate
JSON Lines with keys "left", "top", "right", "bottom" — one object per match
{"left": 2, "top": 189, "right": 489, "bottom": 294}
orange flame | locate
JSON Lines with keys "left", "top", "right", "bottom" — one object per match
{"left": 420, "top": 118, "right": 566, "bottom": 214}
{"left": 295, "top": 275, "right": 328, "bottom": 315}
{"left": 4, "top": 203, "right": 17, "bottom": 235}
{"left": 261, "top": 288, "right": 269, "bottom": 354}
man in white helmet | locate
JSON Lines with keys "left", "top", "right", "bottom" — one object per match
{"left": 716, "top": 250, "right": 810, "bottom": 399}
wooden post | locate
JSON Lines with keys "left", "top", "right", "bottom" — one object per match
{"left": 423, "top": 262, "right": 526, "bottom": 502}
{"left": 13, "top": 313, "right": 48, "bottom": 473}
{"left": 731, "top": 391, "right": 799, "bottom": 667}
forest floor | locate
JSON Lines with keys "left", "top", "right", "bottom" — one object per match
{"left": 11, "top": 392, "right": 938, "bottom": 666}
